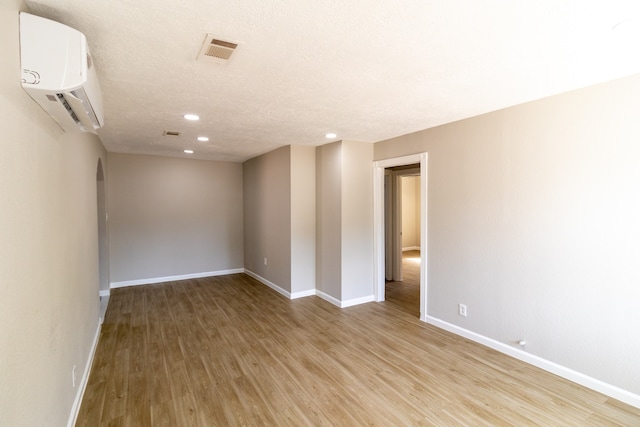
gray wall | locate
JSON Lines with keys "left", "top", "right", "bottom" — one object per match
{"left": 316, "top": 141, "right": 374, "bottom": 303}
{"left": 107, "top": 153, "right": 243, "bottom": 283}
{"left": 340, "top": 141, "right": 374, "bottom": 301}
{"left": 401, "top": 176, "right": 420, "bottom": 249}
{"left": 243, "top": 145, "right": 316, "bottom": 295}
{"left": 375, "top": 73, "right": 640, "bottom": 395}
{"left": 316, "top": 142, "right": 343, "bottom": 299}
{"left": 290, "top": 145, "right": 316, "bottom": 295}
{"left": 243, "top": 146, "right": 292, "bottom": 291}
{"left": 0, "top": 1, "right": 107, "bottom": 425}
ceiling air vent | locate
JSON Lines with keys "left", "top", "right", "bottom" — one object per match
{"left": 197, "top": 35, "right": 239, "bottom": 63}
{"left": 163, "top": 130, "right": 180, "bottom": 136}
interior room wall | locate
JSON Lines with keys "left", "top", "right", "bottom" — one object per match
{"left": 414, "top": 176, "right": 420, "bottom": 246}
{"left": 340, "top": 140, "right": 374, "bottom": 302}
{"left": 243, "top": 146, "right": 292, "bottom": 292}
{"left": 316, "top": 142, "right": 343, "bottom": 300}
{"left": 0, "top": 2, "right": 107, "bottom": 425}
{"left": 316, "top": 140, "right": 374, "bottom": 304}
{"left": 290, "top": 145, "right": 316, "bottom": 295}
{"left": 374, "top": 73, "right": 640, "bottom": 396}
{"left": 243, "top": 145, "right": 316, "bottom": 296}
{"left": 401, "top": 175, "right": 420, "bottom": 249}
{"left": 107, "top": 153, "right": 244, "bottom": 285}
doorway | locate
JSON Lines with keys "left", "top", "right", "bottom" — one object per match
{"left": 386, "top": 165, "right": 420, "bottom": 282}
{"left": 96, "top": 159, "right": 109, "bottom": 322}
{"left": 373, "top": 153, "right": 427, "bottom": 321}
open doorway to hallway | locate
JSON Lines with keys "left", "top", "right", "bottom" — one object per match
{"left": 373, "top": 152, "right": 427, "bottom": 321}
{"left": 384, "top": 164, "right": 421, "bottom": 317}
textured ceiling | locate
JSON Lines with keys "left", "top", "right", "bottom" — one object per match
{"left": 25, "top": 0, "right": 640, "bottom": 162}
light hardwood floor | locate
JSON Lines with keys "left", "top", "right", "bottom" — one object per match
{"left": 385, "top": 249, "right": 421, "bottom": 317}
{"left": 77, "top": 263, "right": 640, "bottom": 426}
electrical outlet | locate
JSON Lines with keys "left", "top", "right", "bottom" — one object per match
{"left": 264, "top": 257, "right": 268, "bottom": 266}
{"left": 72, "top": 365, "right": 76, "bottom": 387}
{"left": 458, "top": 303, "right": 467, "bottom": 317}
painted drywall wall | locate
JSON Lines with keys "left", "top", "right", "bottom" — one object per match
{"left": 340, "top": 141, "right": 374, "bottom": 301}
{"left": 401, "top": 175, "right": 420, "bottom": 249}
{"left": 243, "top": 146, "right": 292, "bottom": 291}
{"left": 290, "top": 145, "right": 316, "bottom": 295}
{"left": 243, "top": 145, "right": 316, "bottom": 296}
{"left": 316, "top": 141, "right": 374, "bottom": 303}
{"left": 316, "top": 142, "right": 343, "bottom": 299}
{"left": 374, "top": 73, "right": 640, "bottom": 395}
{"left": 107, "top": 153, "right": 243, "bottom": 284}
{"left": 0, "top": 2, "right": 106, "bottom": 426}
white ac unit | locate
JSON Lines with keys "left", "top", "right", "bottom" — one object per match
{"left": 19, "top": 12, "right": 104, "bottom": 134}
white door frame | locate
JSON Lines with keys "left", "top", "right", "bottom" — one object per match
{"left": 373, "top": 152, "right": 428, "bottom": 321}
{"left": 392, "top": 173, "right": 403, "bottom": 281}
{"left": 384, "top": 172, "right": 393, "bottom": 281}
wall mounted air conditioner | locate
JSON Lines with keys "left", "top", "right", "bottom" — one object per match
{"left": 19, "top": 12, "right": 104, "bottom": 134}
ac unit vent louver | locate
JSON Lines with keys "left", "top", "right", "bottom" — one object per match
{"left": 197, "top": 35, "right": 240, "bottom": 63}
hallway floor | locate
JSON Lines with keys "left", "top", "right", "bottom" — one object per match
{"left": 385, "top": 249, "right": 420, "bottom": 317}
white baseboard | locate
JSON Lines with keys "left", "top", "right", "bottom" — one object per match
{"left": 342, "top": 294, "right": 375, "bottom": 308}
{"left": 244, "top": 270, "right": 291, "bottom": 299}
{"left": 316, "top": 291, "right": 375, "bottom": 308}
{"left": 99, "top": 289, "right": 110, "bottom": 297}
{"left": 291, "top": 289, "right": 317, "bottom": 299}
{"left": 110, "top": 268, "right": 244, "bottom": 289}
{"left": 402, "top": 246, "right": 420, "bottom": 252}
{"left": 67, "top": 322, "right": 101, "bottom": 427}
{"left": 424, "top": 315, "right": 640, "bottom": 409}
{"left": 243, "top": 270, "right": 319, "bottom": 300}
{"left": 316, "top": 290, "right": 342, "bottom": 307}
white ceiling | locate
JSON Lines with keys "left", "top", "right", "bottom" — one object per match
{"left": 25, "top": 0, "right": 640, "bottom": 163}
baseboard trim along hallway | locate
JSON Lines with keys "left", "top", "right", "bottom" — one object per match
{"left": 109, "top": 268, "right": 245, "bottom": 288}
{"left": 67, "top": 324, "right": 102, "bottom": 427}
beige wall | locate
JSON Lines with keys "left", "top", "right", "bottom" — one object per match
{"left": 401, "top": 175, "right": 420, "bottom": 249}
{"left": 243, "top": 146, "right": 292, "bottom": 291}
{"left": 375, "top": 73, "right": 640, "bottom": 395}
{"left": 340, "top": 141, "right": 374, "bottom": 301}
{"left": 245, "top": 141, "right": 372, "bottom": 303}
{"left": 316, "top": 142, "right": 343, "bottom": 299}
{"left": 0, "top": 1, "right": 107, "bottom": 425}
{"left": 316, "top": 141, "right": 374, "bottom": 303}
{"left": 290, "top": 145, "right": 316, "bottom": 294}
{"left": 107, "top": 153, "right": 243, "bottom": 284}
{"left": 243, "top": 145, "right": 316, "bottom": 295}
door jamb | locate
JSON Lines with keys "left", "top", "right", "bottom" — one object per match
{"left": 373, "top": 153, "right": 428, "bottom": 321}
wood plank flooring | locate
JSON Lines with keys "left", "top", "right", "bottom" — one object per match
{"left": 385, "top": 249, "right": 421, "bottom": 317}
{"left": 77, "top": 268, "right": 640, "bottom": 426}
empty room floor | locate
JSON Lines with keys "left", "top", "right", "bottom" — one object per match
{"left": 76, "top": 272, "right": 640, "bottom": 426}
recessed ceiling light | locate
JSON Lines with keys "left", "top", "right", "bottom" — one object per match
{"left": 184, "top": 149, "right": 194, "bottom": 154}
{"left": 325, "top": 132, "right": 337, "bottom": 139}
{"left": 197, "top": 136, "right": 209, "bottom": 142}
{"left": 184, "top": 114, "right": 199, "bottom": 121}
